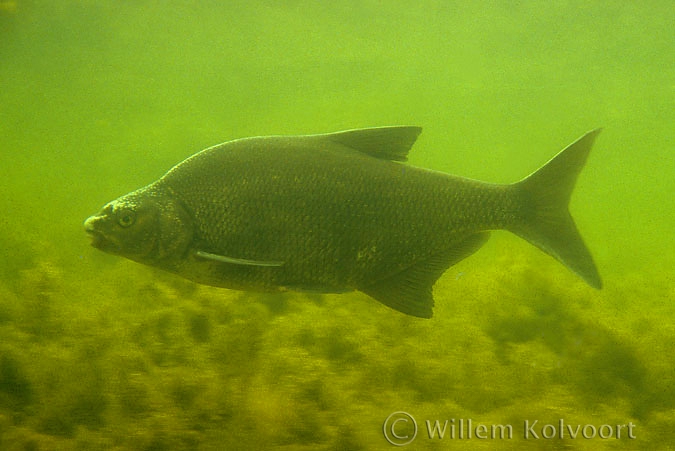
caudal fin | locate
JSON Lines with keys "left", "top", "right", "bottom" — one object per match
{"left": 510, "top": 129, "right": 602, "bottom": 288}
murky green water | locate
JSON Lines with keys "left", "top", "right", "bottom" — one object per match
{"left": 1, "top": 1, "right": 673, "bottom": 449}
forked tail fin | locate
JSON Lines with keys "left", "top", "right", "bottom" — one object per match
{"left": 510, "top": 129, "right": 602, "bottom": 288}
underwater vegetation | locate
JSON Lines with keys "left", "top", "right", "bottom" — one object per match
{"left": 0, "top": 242, "right": 673, "bottom": 450}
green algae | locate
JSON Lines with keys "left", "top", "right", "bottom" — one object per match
{"left": 0, "top": 254, "right": 672, "bottom": 449}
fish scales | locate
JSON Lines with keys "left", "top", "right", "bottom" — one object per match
{"left": 164, "top": 138, "right": 508, "bottom": 285}
{"left": 84, "top": 126, "right": 601, "bottom": 318}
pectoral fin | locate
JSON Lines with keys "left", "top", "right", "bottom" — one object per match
{"left": 195, "top": 250, "right": 284, "bottom": 267}
{"left": 359, "top": 233, "right": 490, "bottom": 318}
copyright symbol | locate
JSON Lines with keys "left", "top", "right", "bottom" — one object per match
{"left": 383, "top": 411, "right": 417, "bottom": 446}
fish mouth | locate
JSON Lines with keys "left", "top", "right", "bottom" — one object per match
{"left": 86, "top": 229, "right": 106, "bottom": 249}
{"left": 84, "top": 216, "right": 113, "bottom": 250}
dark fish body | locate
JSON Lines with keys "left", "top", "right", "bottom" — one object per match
{"left": 85, "top": 127, "right": 602, "bottom": 318}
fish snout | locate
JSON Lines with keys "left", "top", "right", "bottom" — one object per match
{"left": 84, "top": 214, "right": 109, "bottom": 249}
{"left": 84, "top": 214, "right": 102, "bottom": 233}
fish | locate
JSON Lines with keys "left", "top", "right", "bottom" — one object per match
{"left": 84, "top": 126, "right": 602, "bottom": 318}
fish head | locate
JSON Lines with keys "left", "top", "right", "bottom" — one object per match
{"left": 84, "top": 185, "right": 193, "bottom": 267}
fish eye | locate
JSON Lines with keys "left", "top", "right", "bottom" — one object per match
{"left": 117, "top": 209, "right": 136, "bottom": 228}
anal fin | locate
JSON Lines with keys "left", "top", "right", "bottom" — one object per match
{"left": 359, "top": 233, "right": 490, "bottom": 318}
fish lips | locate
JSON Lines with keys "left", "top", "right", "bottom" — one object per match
{"left": 86, "top": 229, "right": 107, "bottom": 249}
{"left": 84, "top": 215, "right": 117, "bottom": 252}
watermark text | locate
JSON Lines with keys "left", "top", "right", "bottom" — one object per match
{"left": 383, "top": 412, "right": 636, "bottom": 446}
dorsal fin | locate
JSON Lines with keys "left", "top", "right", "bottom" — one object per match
{"left": 318, "top": 126, "right": 422, "bottom": 161}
